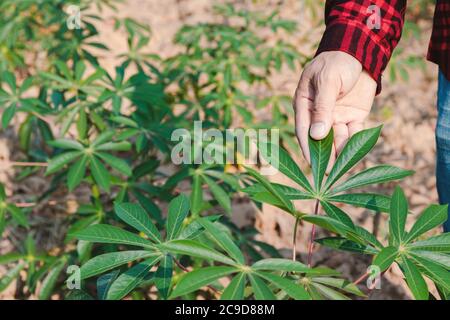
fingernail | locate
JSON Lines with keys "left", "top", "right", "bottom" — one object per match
{"left": 310, "top": 122, "right": 325, "bottom": 138}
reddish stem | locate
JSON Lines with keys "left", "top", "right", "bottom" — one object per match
{"left": 173, "top": 257, "right": 189, "bottom": 272}
{"left": 292, "top": 218, "right": 300, "bottom": 261}
{"left": 353, "top": 272, "right": 370, "bottom": 286}
{"left": 307, "top": 200, "right": 320, "bottom": 267}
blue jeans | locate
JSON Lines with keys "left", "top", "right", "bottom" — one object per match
{"left": 436, "top": 71, "right": 450, "bottom": 233}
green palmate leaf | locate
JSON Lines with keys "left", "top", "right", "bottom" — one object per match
{"left": 177, "top": 216, "right": 218, "bottom": 240}
{"left": 324, "top": 126, "right": 382, "bottom": 190}
{"left": 407, "top": 233, "right": 450, "bottom": 253}
{"left": 49, "top": 139, "right": 84, "bottom": 150}
{"left": 0, "top": 252, "right": 25, "bottom": 265}
{"left": 409, "top": 251, "right": 450, "bottom": 269}
{"left": 77, "top": 107, "right": 87, "bottom": 140}
{"left": 389, "top": 186, "right": 408, "bottom": 246}
{"left": 404, "top": 205, "right": 448, "bottom": 243}
{"left": 166, "top": 194, "right": 190, "bottom": 240}
{"left": 115, "top": 202, "right": 161, "bottom": 243}
{"left": 353, "top": 225, "right": 383, "bottom": 249}
{"left": 320, "top": 201, "right": 355, "bottom": 230}
{"left": 133, "top": 191, "right": 162, "bottom": 224}
{"left": 67, "top": 155, "right": 88, "bottom": 191}
{"left": 0, "top": 212, "right": 5, "bottom": 236}
{"left": 244, "top": 183, "right": 313, "bottom": 200}
{"left": 74, "top": 224, "right": 155, "bottom": 249}
{"left": 261, "top": 144, "right": 313, "bottom": 193}
{"left": 330, "top": 165, "right": 414, "bottom": 194}
{"left": 77, "top": 240, "right": 92, "bottom": 263}
{"left": 0, "top": 184, "right": 5, "bottom": 201}
{"left": 204, "top": 170, "right": 241, "bottom": 191}
{"left": 221, "top": 273, "right": 246, "bottom": 300}
{"left": 0, "top": 262, "right": 24, "bottom": 292}
{"left": 111, "top": 116, "right": 138, "bottom": 128}
{"left": 106, "top": 256, "right": 160, "bottom": 300}
{"left": 302, "top": 283, "right": 326, "bottom": 300}
{"left": 245, "top": 166, "right": 295, "bottom": 214}
{"left": 90, "top": 156, "right": 111, "bottom": 191}
{"left": 96, "top": 152, "right": 132, "bottom": 176}
{"left": 80, "top": 250, "right": 157, "bottom": 279}
{"left": 170, "top": 266, "right": 236, "bottom": 298}
{"left": 191, "top": 174, "right": 203, "bottom": 216}
{"left": 38, "top": 260, "right": 66, "bottom": 300}
{"left": 437, "top": 285, "right": 450, "bottom": 300}
{"left": 408, "top": 254, "right": 450, "bottom": 292}
{"left": 159, "top": 240, "right": 236, "bottom": 266}
{"left": 309, "top": 129, "right": 333, "bottom": 191}
{"left": 300, "top": 267, "right": 341, "bottom": 277}
{"left": 198, "top": 219, "right": 244, "bottom": 264}
{"left": 304, "top": 283, "right": 332, "bottom": 300}
{"left": 202, "top": 175, "right": 231, "bottom": 214}
{"left": 302, "top": 215, "right": 353, "bottom": 238}
{"left": 7, "top": 204, "right": 28, "bottom": 227}
{"left": 372, "top": 246, "right": 398, "bottom": 272}
{"left": 97, "top": 270, "right": 120, "bottom": 300}
{"left": 154, "top": 255, "right": 173, "bottom": 300}
{"left": 92, "top": 131, "right": 115, "bottom": 147}
{"left": 46, "top": 151, "right": 82, "bottom": 175}
{"left": 248, "top": 191, "right": 294, "bottom": 213}
{"left": 310, "top": 282, "right": 350, "bottom": 300}
{"left": 315, "top": 237, "right": 378, "bottom": 255}
{"left": 247, "top": 274, "right": 275, "bottom": 300}
{"left": 400, "top": 256, "right": 429, "bottom": 300}
{"left": 252, "top": 258, "right": 309, "bottom": 273}
{"left": 257, "top": 271, "right": 310, "bottom": 300}
{"left": 96, "top": 141, "right": 132, "bottom": 152}
{"left": 314, "top": 221, "right": 370, "bottom": 249}
{"left": 2, "top": 71, "right": 17, "bottom": 90}
{"left": 327, "top": 193, "right": 391, "bottom": 213}
{"left": 312, "top": 277, "right": 365, "bottom": 297}
{"left": 2, "top": 104, "right": 16, "bottom": 128}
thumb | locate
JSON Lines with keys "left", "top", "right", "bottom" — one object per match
{"left": 310, "top": 78, "right": 338, "bottom": 140}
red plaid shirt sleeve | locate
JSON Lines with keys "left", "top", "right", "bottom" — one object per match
{"left": 316, "top": 0, "right": 407, "bottom": 94}
{"left": 427, "top": 0, "right": 450, "bottom": 81}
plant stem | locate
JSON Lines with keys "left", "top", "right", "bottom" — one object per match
{"left": 172, "top": 256, "right": 189, "bottom": 272}
{"left": 307, "top": 200, "right": 319, "bottom": 267}
{"left": 15, "top": 200, "right": 57, "bottom": 208}
{"left": 15, "top": 203, "right": 36, "bottom": 208}
{"left": 7, "top": 161, "right": 48, "bottom": 167}
{"left": 372, "top": 212, "right": 381, "bottom": 238}
{"left": 353, "top": 272, "right": 369, "bottom": 285}
{"left": 292, "top": 218, "right": 300, "bottom": 261}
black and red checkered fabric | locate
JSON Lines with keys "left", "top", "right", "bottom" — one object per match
{"left": 316, "top": 0, "right": 449, "bottom": 94}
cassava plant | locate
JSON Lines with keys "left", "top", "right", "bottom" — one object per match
{"left": 243, "top": 126, "right": 449, "bottom": 299}
{"left": 69, "top": 126, "right": 449, "bottom": 300}
{"left": 0, "top": 0, "right": 445, "bottom": 300}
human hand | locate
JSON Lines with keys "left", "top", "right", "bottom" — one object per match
{"left": 293, "top": 51, "right": 376, "bottom": 168}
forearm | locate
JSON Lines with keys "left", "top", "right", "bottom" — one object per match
{"left": 316, "top": 0, "right": 407, "bottom": 94}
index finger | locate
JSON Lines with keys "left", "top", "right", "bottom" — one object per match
{"left": 294, "top": 88, "right": 313, "bottom": 164}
